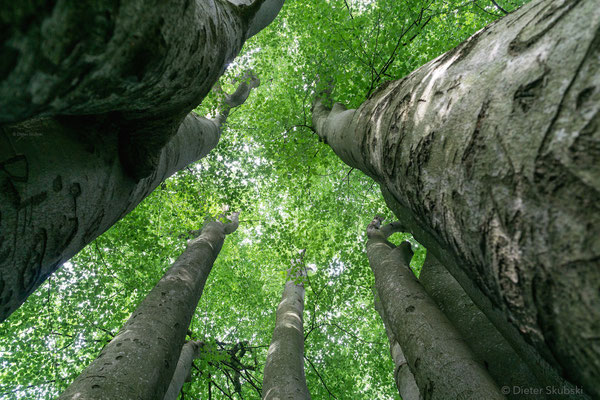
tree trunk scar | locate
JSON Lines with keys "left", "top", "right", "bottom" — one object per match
{"left": 509, "top": 0, "right": 582, "bottom": 54}
{"left": 436, "top": 25, "right": 488, "bottom": 67}
{"left": 513, "top": 70, "right": 549, "bottom": 114}
{"left": 534, "top": 24, "right": 600, "bottom": 176}
{"left": 462, "top": 100, "right": 490, "bottom": 177}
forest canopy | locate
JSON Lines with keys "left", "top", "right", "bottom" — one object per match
{"left": 3, "top": 0, "right": 576, "bottom": 398}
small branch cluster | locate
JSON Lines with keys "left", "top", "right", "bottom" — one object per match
{"left": 190, "top": 338, "right": 264, "bottom": 398}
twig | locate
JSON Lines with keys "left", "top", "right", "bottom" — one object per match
{"left": 211, "top": 379, "right": 234, "bottom": 400}
{"left": 343, "top": 0, "right": 354, "bottom": 19}
{"left": 490, "top": 0, "right": 509, "bottom": 14}
{"left": 327, "top": 322, "right": 385, "bottom": 345}
{"left": 94, "top": 241, "right": 129, "bottom": 288}
{"left": 304, "top": 355, "right": 338, "bottom": 399}
{"left": 474, "top": 2, "right": 502, "bottom": 17}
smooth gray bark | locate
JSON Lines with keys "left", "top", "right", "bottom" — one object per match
{"left": 366, "top": 218, "right": 504, "bottom": 400}
{"left": 164, "top": 340, "right": 204, "bottom": 400}
{"left": 262, "top": 264, "right": 311, "bottom": 400}
{"left": 373, "top": 289, "right": 421, "bottom": 400}
{"left": 58, "top": 214, "right": 239, "bottom": 400}
{"left": 419, "top": 254, "right": 551, "bottom": 399}
{"left": 313, "top": 0, "right": 599, "bottom": 394}
{"left": 0, "top": 0, "right": 273, "bottom": 322}
{"left": 379, "top": 188, "right": 580, "bottom": 397}
{"left": 243, "top": 0, "right": 286, "bottom": 38}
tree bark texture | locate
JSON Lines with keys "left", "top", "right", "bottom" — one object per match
{"left": 58, "top": 215, "right": 238, "bottom": 400}
{"left": 0, "top": 0, "right": 277, "bottom": 321}
{"left": 262, "top": 266, "right": 311, "bottom": 400}
{"left": 164, "top": 340, "right": 204, "bottom": 400}
{"left": 373, "top": 289, "right": 421, "bottom": 400}
{"left": 419, "top": 254, "right": 574, "bottom": 399}
{"left": 366, "top": 221, "right": 504, "bottom": 400}
{"left": 0, "top": 0, "right": 279, "bottom": 125}
{"left": 313, "top": 0, "right": 599, "bottom": 394}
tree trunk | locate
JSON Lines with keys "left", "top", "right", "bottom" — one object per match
{"left": 419, "top": 254, "right": 554, "bottom": 399}
{"left": 373, "top": 289, "right": 421, "bottom": 400}
{"left": 0, "top": 1, "right": 280, "bottom": 125}
{"left": 0, "top": 0, "right": 277, "bottom": 322}
{"left": 313, "top": 0, "right": 599, "bottom": 394}
{"left": 58, "top": 214, "right": 239, "bottom": 400}
{"left": 262, "top": 262, "right": 311, "bottom": 400}
{"left": 164, "top": 340, "right": 204, "bottom": 400}
{"left": 366, "top": 218, "right": 504, "bottom": 400}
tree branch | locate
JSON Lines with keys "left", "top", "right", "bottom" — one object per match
{"left": 366, "top": 217, "right": 406, "bottom": 239}
{"left": 304, "top": 355, "right": 338, "bottom": 399}
{"left": 343, "top": 0, "right": 354, "bottom": 19}
{"left": 214, "top": 71, "right": 260, "bottom": 128}
{"left": 490, "top": 0, "right": 509, "bottom": 14}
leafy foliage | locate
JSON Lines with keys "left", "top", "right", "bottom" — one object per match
{"left": 0, "top": 0, "right": 526, "bottom": 398}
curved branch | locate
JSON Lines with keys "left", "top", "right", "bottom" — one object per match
{"left": 214, "top": 71, "right": 261, "bottom": 128}
{"left": 304, "top": 355, "right": 338, "bottom": 399}
{"left": 490, "top": 0, "right": 509, "bottom": 14}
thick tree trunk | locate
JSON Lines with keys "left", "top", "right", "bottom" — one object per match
{"left": 373, "top": 289, "right": 421, "bottom": 400}
{"left": 313, "top": 0, "right": 599, "bottom": 394}
{"left": 0, "top": 0, "right": 275, "bottom": 322}
{"left": 0, "top": 1, "right": 279, "bottom": 125}
{"left": 419, "top": 254, "right": 555, "bottom": 399}
{"left": 262, "top": 264, "right": 311, "bottom": 400}
{"left": 164, "top": 340, "right": 204, "bottom": 400}
{"left": 366, "top": 218, "right": 504, "bottom": 400}
{"left": 58, "top": 214, "right": 239, "bottom": 400}
{"left": 379, "top": 188, "right": 581, "bottom": 397}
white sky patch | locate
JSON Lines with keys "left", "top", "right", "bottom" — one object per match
{"left": 326, "top": 256, "right": 346, "bottom": 278}
{"left": 331, "top": 0, "right": 376, "bottom": 15}
{"left": 227, "top": 46, "right": 262, "bottom": 73}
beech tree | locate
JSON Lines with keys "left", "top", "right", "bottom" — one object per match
{"left": 164, "top": 340, "right": 205, "bottom": 400}
{"left": 418, "top": 255, "right": 543, "bottom": 395}
{"left": 370, "top": 220, "right": 569, "bottom": 399}
{"left": 313, "top": 0, "right": 599, "bottom": 395}
{"left": 59, "top": 213, "right": 238, "bottom": 399}
{"left": 0, "top": 0, "right": 281, "bottom": 322}
{"left": 366, "top": 218, "right": 504, "bottom": 399}
{"left": 2, "top": 0, "right": 597, "bottom": 399}
{"left": 373, "top": 289, "right": 420, "bottom": 400}
{"left": 262, "top": 258, "right": 311, "bottom": 400}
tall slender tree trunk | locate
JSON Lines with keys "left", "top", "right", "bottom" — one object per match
{"left": 366, "top": 218, "right": 504, "bottom": 400}
{"left": 164, "top": 340, "right": 204, "bottom": 400}
{"left": 313, "top": 0, "right": 599, "bottom": 394}
{"left": 0, "top": 0, "right": 281, "bottom": 321}
{"left": 373, "top": 289, "right": 421, "bottom": 400}
{"left": 419, "top": 254, "right": 563, "bottom": 399}
{"left": 58, "top": 214, "right": 239, "bottom": 400}
{"left": 262, "top": 261, "right": 311, "bottom": 400}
